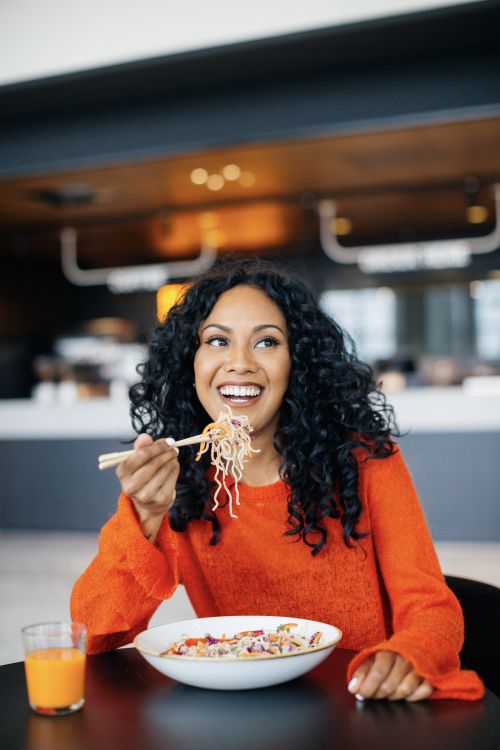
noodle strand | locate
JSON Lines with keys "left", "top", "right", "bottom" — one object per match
{"left": 195, "top": 405, "right": 259, "bottom": 518}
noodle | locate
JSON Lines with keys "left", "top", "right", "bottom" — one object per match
{"left": 196, "top": 405, "right": 259, "bottom": 518}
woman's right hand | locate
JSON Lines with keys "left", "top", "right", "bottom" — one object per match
{"left": 116, "top": 433, "right": 180, "bottom": 543}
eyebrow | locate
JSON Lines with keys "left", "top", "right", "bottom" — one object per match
{"left": 200, "top": 323, "right": 285, "bottom": 335}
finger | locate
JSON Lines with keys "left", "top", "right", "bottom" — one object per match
{"left": 132, "top": 461, "right": 179, "bottom": 510}
{"left": 131, "top": 459, "right": 180, "bottom": 510}
{"left": 387, "top": 670, "right": 423, "bottom": 701}
{"left": 134, "top": 438, "right": 176, "bottom": 465}
{"left": 356, "top": 652, "right": 397, "bottom": 699}
{"left": 373, "top": 655, "right": 413, "bottom": 699}
{"left": 165, "top": 436, "right": 180, "bottom": 456}
{"left": 116, "top": 435, "right": 156, "bottom": 478}
{"left": 123, "top": 452, "right": 178, "bottom": 498}
{"left": 120, "top": 437, "right": 177, "bottom": 474}
{"left": 347, "top": 655, "right": 374, "bottom": 695}
{"left": 124, "top": 437, "right": 174, "bottom": 472}
{"left": 150, "top": 460, "right": 181, "bottom": 507}
{"left": 134, "top": 433, "right": 154, "bottom": 450}
{"left": 406, "top": 679, "right": 433, "bottom": 702}
{"left": 120, "top": 448, "right": 178, "bottom": 496}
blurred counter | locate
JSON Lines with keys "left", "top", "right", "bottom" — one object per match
{"left": 1, "top": 387, "right": 500, "bottom": 439}
{"left": 1, "top": 388, "right": 499, "bottom": 539}
{"left": 388, "top": 386, "right": 500, "bottom": 432}
{"left": 0, "top": 398, "right": 133, "bottom": 439}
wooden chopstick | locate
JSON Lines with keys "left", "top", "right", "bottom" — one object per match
{"left": 98, "top": 432, "right": 214, "bottom": 470}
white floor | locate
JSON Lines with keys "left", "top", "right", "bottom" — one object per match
{"left": 1, "top": 530, "right": 499, "bottom": 666}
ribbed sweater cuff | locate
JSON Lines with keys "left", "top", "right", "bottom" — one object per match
{"left": 116, "top": 493, "right": 178, "bottom": 600}
{"left": 347, "top": 634, "right": 485, "bottom": 700}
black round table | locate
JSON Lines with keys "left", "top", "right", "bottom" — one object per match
{"left": 1, "top": 648, "right": 499, "bottom": 750}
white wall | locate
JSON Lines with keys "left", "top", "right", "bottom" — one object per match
{"left": 0, "top": 0, "right": 482, "bottom": 87}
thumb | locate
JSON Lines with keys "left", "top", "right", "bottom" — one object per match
{"left": 134, "top": 433, "right": 153, "bottom": 450}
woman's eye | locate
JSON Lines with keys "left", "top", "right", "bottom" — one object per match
{"left": 206, "top": 336, "right": 228, "bottom": 347}
{"left": 255, "top": 337, "right": 279, "bottom": 348}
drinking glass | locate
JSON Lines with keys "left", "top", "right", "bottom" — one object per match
{"left": 21, "top": 622, "right": 86, "bottom": 715}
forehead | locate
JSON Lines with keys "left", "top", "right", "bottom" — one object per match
{"left": 203, "top": 285, "right": 287, "bottom": 326}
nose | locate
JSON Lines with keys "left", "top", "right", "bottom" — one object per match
{"left": 223, "top": 343, "right": 258, "bottom": 374}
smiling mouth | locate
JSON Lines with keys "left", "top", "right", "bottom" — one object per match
{"left": 217, "top": 385, "right": 262, "bottom": 406}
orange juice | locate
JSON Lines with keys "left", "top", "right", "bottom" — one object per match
{"left": 24, "top": 648, "right": 85, "bottom": 709}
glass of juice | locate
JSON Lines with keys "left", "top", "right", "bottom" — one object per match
{"left": 22, "top": 622, "right": 86, "bottom": 715}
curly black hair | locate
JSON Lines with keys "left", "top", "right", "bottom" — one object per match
{"left": 130, "top": 256, "right": 398, "bottom": 555}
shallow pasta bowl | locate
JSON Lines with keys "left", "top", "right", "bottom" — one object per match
{"left": 134, "top": 615, "right": 342, "bottom": 690}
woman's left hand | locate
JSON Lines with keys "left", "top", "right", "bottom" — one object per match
{"left": 348, "top": 651, "right": 433, "bottom": 701}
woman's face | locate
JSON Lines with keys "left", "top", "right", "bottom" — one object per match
{"left": 194, "top": 285, "right": 291, "bottom": 444}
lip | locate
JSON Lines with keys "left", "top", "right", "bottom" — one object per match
{"left": 216, "top": 382, "right": 264, "bottom": 388}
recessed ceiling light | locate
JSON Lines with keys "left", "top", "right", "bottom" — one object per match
{"left": 190, "top": 168, "right": 209, "bottom": 185}
{"left": 466, "top": 205, "right": 489, "bottom": 224}
{"left": 206, "top": 174, "right": 225, "bottom": 191}
{"left": 332, "top": 217, "right": 353, "bottom": 235}
{"left": 222, "top": 164, "right": 241, "bottom": 181}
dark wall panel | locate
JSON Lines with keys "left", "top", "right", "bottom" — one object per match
{"left": 399, "top": 432, "right": 500, "bottom": 541}
{"left": 1, "top": 431, "right": 499, "bottom": 540}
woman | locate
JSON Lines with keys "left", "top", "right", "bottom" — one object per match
{"left": 71, "top": 258, "right": 483, "bottom": 701}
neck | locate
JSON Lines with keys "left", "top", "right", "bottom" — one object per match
{"left": 241, "top": 431, "right": 283, "bottom": 487}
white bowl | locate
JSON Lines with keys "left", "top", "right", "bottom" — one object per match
{"left": 134, "top": 615, "right": 342, "bottom": 690}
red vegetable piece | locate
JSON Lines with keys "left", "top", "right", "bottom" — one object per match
{"left": 184, "top": 638, "right": 209, "bottom": 647}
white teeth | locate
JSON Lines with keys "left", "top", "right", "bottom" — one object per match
{"left": 219, "top": 386, "right": 261, "bottom": 397}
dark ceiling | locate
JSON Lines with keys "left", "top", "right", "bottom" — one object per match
{"left": 0, "top": 1, "right": 499, "bottom": 273}
{"left": 0, "top": 116, "right": 499, "bottom": 267}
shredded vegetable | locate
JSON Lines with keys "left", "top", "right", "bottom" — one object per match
{"left": 160, "top": 623, "right": 323, "bottom": 658}
{"left": 196, "top": 405, "right": 259, "bottom": 518}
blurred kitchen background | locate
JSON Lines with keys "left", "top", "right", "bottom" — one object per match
{"left": 1, "top": 0, "right": 499, "bottom": 664}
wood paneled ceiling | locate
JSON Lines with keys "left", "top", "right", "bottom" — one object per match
{"left": 1, "top": 115, "right": 499, "bottom": 267}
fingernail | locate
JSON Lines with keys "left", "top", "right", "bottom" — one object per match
{"left": 165, "top": 437, "right": 179, "bottom": 455}
{"left": 355, "top": 694, "right": 365, "bottom": 702}
{"left": 348, "top": 678, "right": 358, "bottom": 693}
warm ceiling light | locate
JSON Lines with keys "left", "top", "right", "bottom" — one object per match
{"left": 190, "top": 168, "right": 209, "bottom": 185}
{"left": 197, "top": 211, "right": 219, "bottom": 229}
{"left": 332, "top": 217, "right": 353, "bottom": 236}
{"left": 238, "top": 171, "right": 256, "bottom": 187}
{"left": 206, "top": 174, "right": 225, "bottom": 191}
{"left": 222, "top": 164, "right": 241, "bottom": 181}
{"left": 204, "top": 229, "right": 227, "bottom": 248}
{"left": 157, "top": 283, "right": 189, "bottom": 322}
{"left": 466, "top": 205, "right": 489, "bottom": 224}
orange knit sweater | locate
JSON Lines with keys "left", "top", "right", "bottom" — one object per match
{"left": 71, "top": 447, "right": 484, "bottom": 700}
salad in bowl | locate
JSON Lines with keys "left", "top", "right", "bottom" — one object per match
{"left": 134, "top": 615, "right": 342, "bottom": 690}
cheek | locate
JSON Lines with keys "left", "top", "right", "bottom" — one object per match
{"left": 270, "top": 356, "right": 291, "bottom": 394}
{"left": 194, "top": 351, "right": 217, "bottom": 384}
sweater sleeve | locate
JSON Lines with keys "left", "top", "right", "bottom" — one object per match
{"left": 347, "top": 448, "right": 485, "bottom": 700}
{"left": 70, "top": 493, "right": 180, "bottom": 654}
